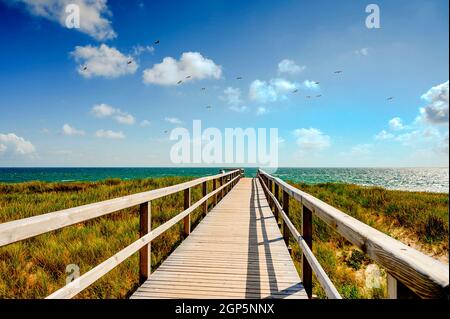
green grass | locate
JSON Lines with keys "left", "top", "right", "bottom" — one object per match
{"left": 286, "top": 181, "right": 449, "bottom": 299}
{"left": 0, "top": 178, "right": 447, "bottom": 299}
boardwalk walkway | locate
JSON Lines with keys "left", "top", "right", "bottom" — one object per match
{"left": 131, "top": 178, "right": 308, "bottom": 299}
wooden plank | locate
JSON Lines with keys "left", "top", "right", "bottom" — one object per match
{"left": 139, "top": 201, "right": 151, "bottom": 284}
{"left": 183, "top": 188, "right": 191, "bottom": 237}
{"left": 259, "top": 169, "right": 449, "bottom": 299}
{"left": 131, "top": 178, "right": 308, "bottom": 299}
{"left": 0, "top": 169, "right": 241, "bottom": 247}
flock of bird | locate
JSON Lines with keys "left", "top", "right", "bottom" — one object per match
{"left": 79, "top": 39, "right": 395, "bottom": 135}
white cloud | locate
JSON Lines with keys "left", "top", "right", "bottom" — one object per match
{"left": 72, "top": 44, "right": 137, "bottom": 78}
{"left": 277, "top": 59, "right": 305, "bottom": 74}
{"left": 418, "top": 81, "right": 449, "bottom": 124}
{"left": 8, "top": 0, "right": 116, "bottom": 41}
{"left": 220, "top": 87, "right": 247, "bottom": 112}
{"left": 0, "top": 133, "right": 35, "bottom": 155}
{"left": 293, "top": 128, "right": 330, "bottom": 151}
{"left": 62, "top": 123, "right": 85, "bottom": 136}
{"left": 91, "top": 103, "right": 135, "bottom": 125}
{"left": 355, "top": 48, "right": 369, "bottom": 56}
{"left": 249, "top": 78, "right": 297, "bottom": 103}
{"left": 132, "top": 45, "right": 154, "bottom": 56}
{"left": 143, "top": 52, "right": 222, "bottom": 85}
{"left": 140, "top": 120, "right": 151, "bottom": 127}
{"left": 165, "top": 117, "right": 183, "bottom": 125}
{"left": 95, "top": 129, "right": 125, "bottom": 139}
{"left": 300, "top": 80, "right": 320, "bottom": 90}
{"left": 256, "top": 106, "right": 268, "bottom": 116}
{"left": 389, "top": 117, "right": 404, "bottom": 131}
{"left": 375, "top": 130, "right": 394, "bottom": 140}
{"left": 350, "top": 144, "right": 372, "bottom": 156}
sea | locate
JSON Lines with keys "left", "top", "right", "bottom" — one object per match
{"left": 0, "top": 167, "right": 448, "bottom": 193}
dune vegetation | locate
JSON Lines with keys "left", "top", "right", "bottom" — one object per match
{"left": 0, "top": 177, "right": 448, "bottom": 299}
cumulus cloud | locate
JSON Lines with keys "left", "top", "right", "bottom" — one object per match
{"left": 72, "top": 44, "right": 137, "bottom": 78}
{"left": 249, "top": 78, "right": 297, "bottom": 103}
{"left": 7, "top": 0, "right": 116, "bottom": 40}
{"left": 355, "top": 48, "right": 369, "bottom": 56}
{"left": 0, "top": 133, "right": 35, "bottom": 155}
{"left": 165, "top": 117, "right": 183, "bottom": 125}
{"left": 91, "top": 103, "right": 135, "bottom": 125}
{"left": 95, "top": 129, "right": 124, "bottom": 139}
{"left": 375, "top": 130, "right": 394, "bottom": 140}
{"left": 389, "top": 117, "right": 404, "bottom": 131}
{"left": 140, "top": 120, "right": 151, "bottom": 127}
{"left": 256, "top": 106, "right": 268, "bottom": 116}
{"left": 132, "top": 45, "right": 154, "bottom": 56}
{"left": 293, "top": 128, "right": 330, "bottom": 151}
{"left": 220, "top": 87, "right": 247, "bottom": 112}
{"left": 300, "top": 80, "right": 320, "bottom": 90}
{"left": 350, "top": 144, "right": 372, "bottom": 156}
{"left": 143, "top": 52, "right": 222, "bottom": 85}
{"left": 62, "top": 123, "right": 85, "bottom": 136}
{"left": 278, "top": 59, "right": 305, "bottom": 74}
{"left": 418, "top": 81, "right": 449, "bottom": 124}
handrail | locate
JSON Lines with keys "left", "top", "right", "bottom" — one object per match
{"left": 258, "top": 169, "right": 449, "bottom": 299}
{"left": 46, "top": 174, "right": 241, "bottom": 299}
{"left": 0, "top": 169, "right": 241, "bottom": 247}
{"left": 258, "top": 176, "right": 341, "bottom": 299}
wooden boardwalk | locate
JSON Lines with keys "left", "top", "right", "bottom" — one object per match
{"left": 130, "top": 178, "right": 308, "bottom": 299}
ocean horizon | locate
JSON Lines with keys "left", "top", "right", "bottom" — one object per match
{"left": 0, "top": 167, "right": 448, "bottom": 194}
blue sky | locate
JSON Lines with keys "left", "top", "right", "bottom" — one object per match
{"left": 0, "top": 0, "right": 448, "bottom": 167}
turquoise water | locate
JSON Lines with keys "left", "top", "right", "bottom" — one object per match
{"left": 0, "top": 167, "right": 448, "bottom": 193}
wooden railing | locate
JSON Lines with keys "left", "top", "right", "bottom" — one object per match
{"left": 258, "top": 169, "right": 449, "bottom": 299}
{"left": 0, "top": 169, "right": 243, "bottom": 298}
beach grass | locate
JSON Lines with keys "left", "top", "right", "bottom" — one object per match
{"left": 0, "top": 177, "right": 447, "bottom": 299}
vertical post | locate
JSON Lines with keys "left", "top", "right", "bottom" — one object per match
{"left": 274, "top": 183, "right": 279, "bottom": 222}
{"left": 268, "top": 179, "right": 273, "bottom": 211}
{"left": 302, "top": 204, "right": 313, "bottom": 298}
{"left": 139, "top": 201, "right": 151, "bottom": 284}
{"left": 213, "top": 179, "right": 217, "bottom": 206}
{"left": 282, "top": 191, "right": 290, "bottom": 249}
{"left": 220, "top": 175, "right": 224, "bottom": 200}
{"left": 183, "top": 188, "right": 191, "bottom": 237}
{"left": 202, "top": 181, "right": 207, "bottom": 216}
{"left": 387, "top": 273, "right": 419, "bottom": 299}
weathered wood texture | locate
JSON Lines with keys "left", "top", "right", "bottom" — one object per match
{"left": 258, "top": 169, "right": 449, "bottom": 299}
{"left": 130, "top": 178, "right": 308, "bottom": 299}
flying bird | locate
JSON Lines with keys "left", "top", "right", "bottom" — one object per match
{"left": 154, "top": 40, "right": 160, "bottom": 45}
{"left": 201, "top": 87, "right": 206, "bottom": 91}
{"left": 314, "top": 81, "right": 320, "bottom": 85}
{"left": 177, "top": 80, "right": 183, "bottom": 84}
{"left": 164, "top": 130, "right": 168, "bottom": 134}
{"left": 316, "top": 94, "right": 322, "bottom": 98}
{"left": 185, "top": 75, "right": 191, "bottom": 79}
{"left": 387, "top": 97, "right": 394, "bottom": 101}
{"left": 82, "top": 65, "right": 87, "bottom": 71}
{"left": 292, "top": 89, "right": 298, "bottom": 93}
{"left": 127, "top": 60, "right": 132, "bottom": 64}
{"left": 206, "top": 105, "right": 212, "bottom": 110}
{"left": 334, "top": 70, "right": 343, "bottom": 74}
{"left": 236, "top": 77, "right": 243, "bottom": 80}
{"left": 306, "top": 95, "right": 311, "bottom": 99}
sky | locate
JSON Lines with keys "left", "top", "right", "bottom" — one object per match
{"left": 0, "top": 0, "right": 448, "bottom": 167}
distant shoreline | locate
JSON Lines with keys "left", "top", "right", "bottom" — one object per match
{"left": 0, "top": 167, "right": 448, "bottom": 194}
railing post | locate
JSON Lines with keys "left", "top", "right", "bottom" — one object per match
{"left": 274, "top": 182, "right": 279, "bottom": 222}
{"left": 282, "top": 190, "right": 291, "bottom": 255}
{"left": 387, "top": 273, "right": 420, "bottom": 299}
{"left": 139, "top": 201, "right": 151, "bottom": 284}
{"left": 220, "top": 175, "right": 224, "bottom": 200}
{"left": 213, "top": 179, "right": 218, "bottom": 206}
{"left": 302, "top": 204, "right": 313, "bottom": 298}
{"left": 268, "top": 179, "right": 273, "bottom": 211}
{"left": 183, "top": 188, "right": 191, "bottom": 237}
{"left": 202, "top": 181, "right": 207, "bottom": 216}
